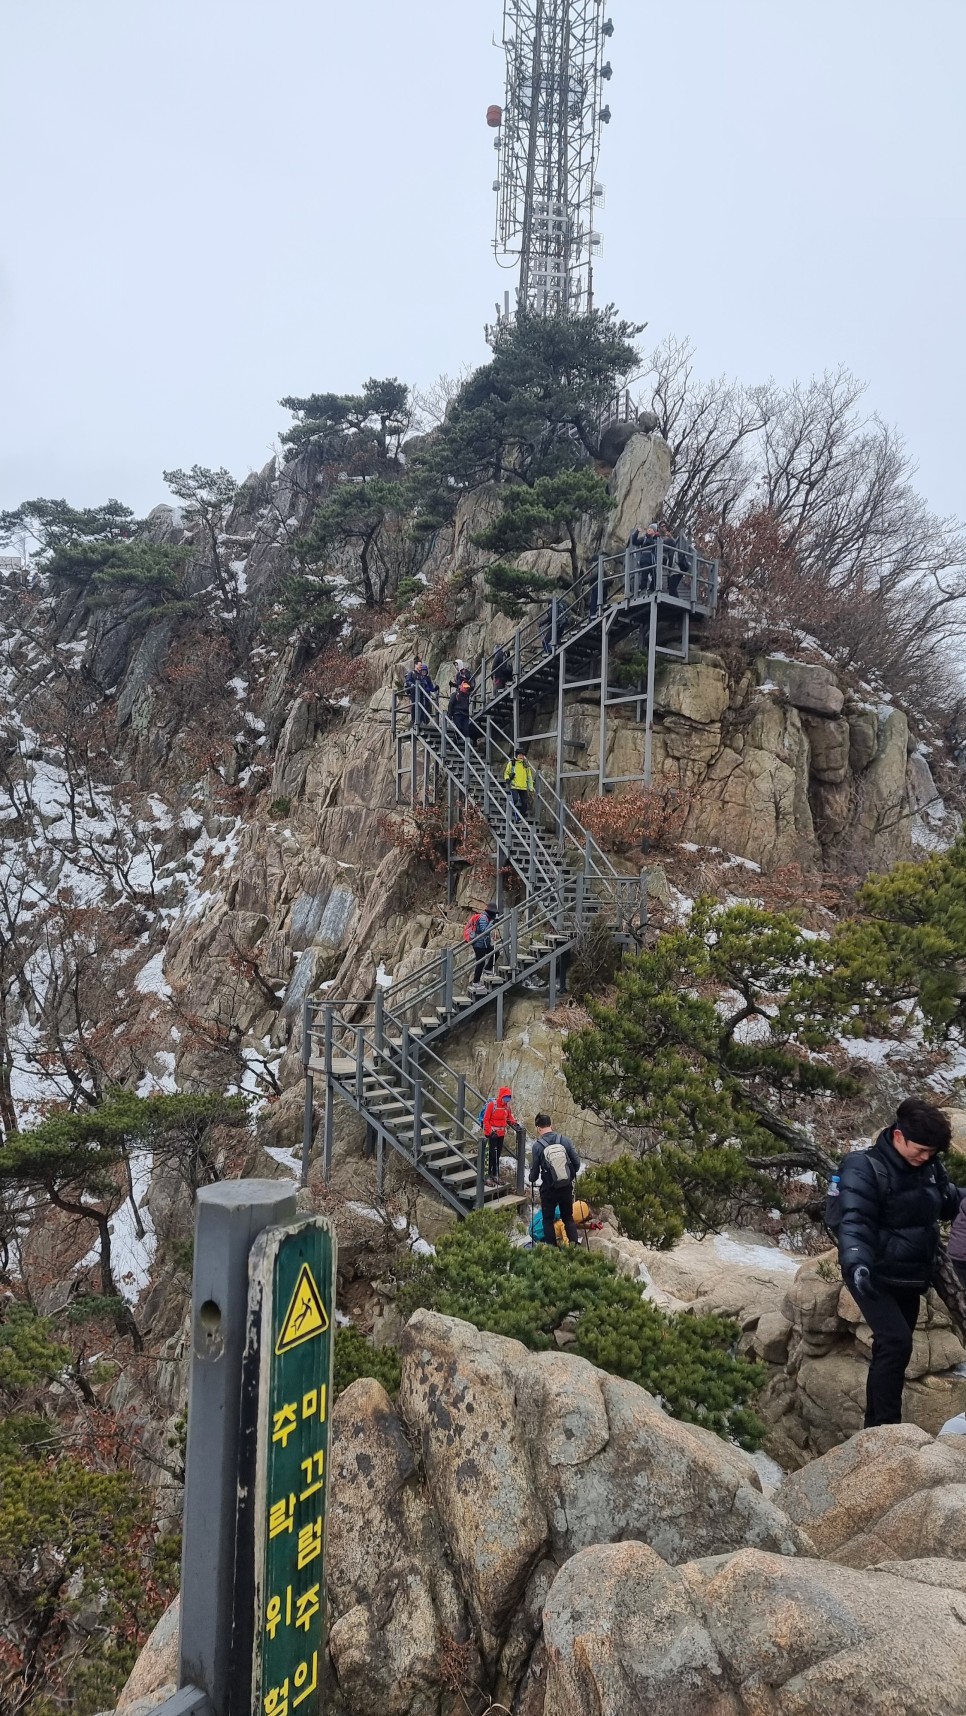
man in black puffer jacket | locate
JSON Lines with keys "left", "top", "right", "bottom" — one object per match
{"left": 838, "top": 1096, "right": 962, "bottom": 1427}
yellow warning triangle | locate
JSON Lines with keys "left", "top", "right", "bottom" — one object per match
{"left": 275, "top": 1262, "right": 329, "bottom": 1354}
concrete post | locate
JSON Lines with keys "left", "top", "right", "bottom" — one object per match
{"left": 179, "top": 1181, "right": 297, "bottom": 1714}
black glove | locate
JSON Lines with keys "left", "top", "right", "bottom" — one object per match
{"left": 850, "top": 1264, "right": 877, "bottom": 1300}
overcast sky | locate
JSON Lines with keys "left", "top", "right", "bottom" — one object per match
{"left": 1, "top": 0, "right": 964, "bottom": 523}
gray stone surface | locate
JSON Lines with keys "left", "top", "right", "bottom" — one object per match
{"left": 848, "top": 705, "right": 879, "bottom": 770}
{"left": 542, "top": 1542, "right": 966, "bottom": 1715}
{"left": 288, "top": 891, "right": 329, "bottom": 952}
{"left": 759, "top": 656, "right": 846, "bottom": 716}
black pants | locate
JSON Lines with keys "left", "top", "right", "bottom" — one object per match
{"left": 487, "top": 1132, "right": 504, "bottom": 1177}
{"left": 851, "top": 1281, "right": 921, "bottom": 1427}
{"left": 451, "top": 710, "right": 471, "bottom": 741}
{"left": 539, "top": 1180, "right": 579, "bottom": 1246}
{"left": 473, "top": 944, "right": 495, "bottom": 985}
{"left": 510, "top": 788, "right": 531, "bottom": 820}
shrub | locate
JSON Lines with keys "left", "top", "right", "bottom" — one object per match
{"left": 575, "top": 785, "right": 686, "bottom": 855}
{"left": 565, "top": 918, "right": 622, "bottom": 1001}
{"left": 333, "top": 1326, "right": 402, "bottom": 1400}
{"left": 380, "top": 801, "right": 494, "bottom": 877}
{"left": 302, "top": 646, "right": 376, "bottom": 702}
{"left": 397, "top": 1214, "right": 765, "bottom": 1445}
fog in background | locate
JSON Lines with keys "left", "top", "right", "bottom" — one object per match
{"left": 1, "top": 0, "right": 963, "bottom": 521}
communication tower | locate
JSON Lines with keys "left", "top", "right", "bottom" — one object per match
{"left": 488, "top": 1, "right": 614, "bottom": 322}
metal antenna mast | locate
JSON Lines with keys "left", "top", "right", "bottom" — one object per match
{"left": 490, "top": 1, "right": 613, "bottom": 321}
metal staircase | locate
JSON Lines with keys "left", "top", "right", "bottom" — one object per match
{"left": 299, "top": 535, "right": 717, "bottom": 1218}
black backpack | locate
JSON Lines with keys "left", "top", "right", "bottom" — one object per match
{"left": 825, "top": 1152, "right": 889, "bottom": 1235}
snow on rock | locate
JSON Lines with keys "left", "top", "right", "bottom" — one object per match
{"left": 712, "top": 1233, "right": 800, "bottom": 1273}
{"left": 135, "top": 952, "right": 172, "bottom": 999}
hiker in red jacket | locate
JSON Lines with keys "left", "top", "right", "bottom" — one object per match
{"left": 482, "top": 1085, "right": 517, "bottom": 1182}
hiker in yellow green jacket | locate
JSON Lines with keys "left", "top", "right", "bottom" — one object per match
{"left": 504, "top": 748, "right": 535, "bottom": 820}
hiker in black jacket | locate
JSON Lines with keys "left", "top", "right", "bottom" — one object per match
{"left": 529, "top": 1112, "right": 581, "bottom": 1246}
{"left": 838, "top": 1097, "right": 962, "bottom": 1427}
{"left": 447, "top": 674, "right": 473, "bottom": 742}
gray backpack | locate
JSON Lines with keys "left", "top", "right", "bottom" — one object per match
{"left": 542, "top": 1134, "right": 573, "bottom": 1188}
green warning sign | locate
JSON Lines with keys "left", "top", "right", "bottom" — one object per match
{"left": 246, "top": 1217, "right": 336, "bottom": 1716}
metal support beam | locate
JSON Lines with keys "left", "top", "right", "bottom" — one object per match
{"left": 643, "top": 597, "right": 659, "bottom": 787}
{"left": 300, "top": 1072, "right": 314, "bottom": 1190}
{"left": 179, "top": 1180, "right": 297, "bottom": 1715}
{"left": 556, "top": 640, "right": 566, "bottom": 802}
{"left": 323, "top": 1082, "right": 334, "bottom": 1182}
{"left": 598, "top": 613, "right": 609, "bottom": 793}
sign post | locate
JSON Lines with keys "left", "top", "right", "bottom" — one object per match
{"left": 233, "top": 1217, "right": 337, "bottom": 1716}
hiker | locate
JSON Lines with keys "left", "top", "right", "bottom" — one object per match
{"left": 529, "top": 1113, "right": 581, "bottom": 1246}
{"left": 467, "top": 900, "right": 499, "bottom": 990}
{"left": 504, "top": 748, "right": 535, "bottom": 820}
{"left": 668, "top": 526, "right": 694, "bottom": 598}
{"left": 492, "top": 644, "right": 513, "bottom": 693}
{"left": 482, "top": 1084, "right": 518, "bottom": 1182}
{"left": 447, "top": 672, "right": 474, "bottom": 742}
{"left": 404, "top": 660, "right": 437, "bottom": 729}
{"left": 630, "top": 524, "right": 659, "bottom": 594}
{"left": 835, "top": 1097, "right": 963, "bottom": 1428}
{"left": 449, "top": 658, "right": 476, "bottom": 694}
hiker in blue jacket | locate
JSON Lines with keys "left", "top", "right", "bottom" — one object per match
{"left": 529, "top": 1112, "right": 581, "bottom": 1246}
{"left": 404, "top": 661, "right": 437, "bottom": 729}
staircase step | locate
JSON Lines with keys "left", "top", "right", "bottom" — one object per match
{"left": 441, "top": 1167, "right": 479, "bottom": 1186}
{"left": 421, "top": 1152, "right": 470, "bottom": 1172}
{"left": 481, "top": 1193, "right": 527, "bottom": 1211}
{"left": 331, "top": 1056, "right": 371, "bottom": 1078}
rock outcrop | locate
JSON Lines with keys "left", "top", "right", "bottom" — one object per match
{"left": 325, "top": 1309, "right": 804, "bottom": 1713}
{"left": 774, "top": 1423, "right": 966, "bottom": 1565}
{"left": 541, "top": 1541, "right": 966, "bottom": 1715}
{"left": 118, "top": 1324, "right": 966, "bottom": 1716}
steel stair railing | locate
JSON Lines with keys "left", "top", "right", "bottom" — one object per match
{"left": 398, "top": 705, "right": 647, "bottom": 943}
{"left": 471, "top": 541, "right": 719, "bottom": 714}
{"left": 305, "top": 999, "right": 526, "bottom": 1212}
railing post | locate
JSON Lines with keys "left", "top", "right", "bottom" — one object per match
{"left": 444, "top": 946, "right": 454, "bottom": 1015}
{"left": 624, "top": 542, "right": 632, "bottom": 599}
{"left": 300, "top": 999, "right": 313, "bottom": 1190}
{"left": 354, "top": 1026, "right": 365, "bottom": 1103}
{"left": 412, "top": 1076, "right": 423, "bottom": 1162}
{"left": 528, "top": 822, "right": 536, "bottom": 892}
{"left": 509, "top": 906, "right": 518, "bottom": 973}
{"left": 456, "top": 1072, "right": 466, "bottom": 1145}
{"left": 374, "top": 987, "right": 385, "bottom": 1053}
{"left": 476, "top": 1134, "right": 486, "bottom": 1208}
{"left": 576, "top": 869, "right": 586, "bottom": 929}
{"left": 551, "top": 596, "right": 559, "bottom": 650}
{"left": 516, "top": 1126, "right": 526, "bottom": 1195}
{"left": 323, "top": 1004, "right": 333, "bottom": 1076}
{"left": 596, "top": 552, "right": 604, "bottom": 615}
{"left": 179, "top": 1180, "right": 297, "bottom": 1714}
{"left": 401, "top": 1023, "right": 411, "bottom": 1084}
